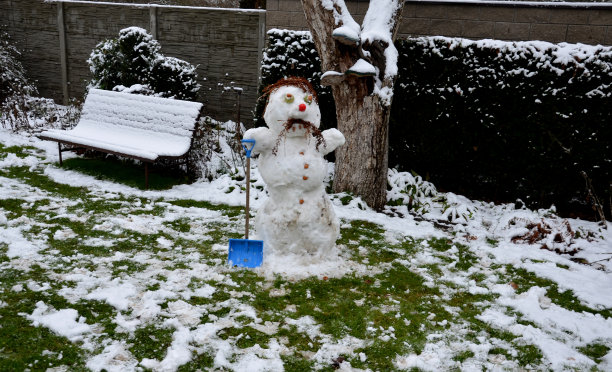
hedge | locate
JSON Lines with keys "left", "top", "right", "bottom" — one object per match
{"left": 257, "top": 29, "right": 612, "bottom": 219}
{"left": 87, "top": 27, "right": 200, "bottom": 101}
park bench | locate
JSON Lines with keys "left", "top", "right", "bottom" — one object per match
{"left": 38, "top": 88, "right": 203, "bottom": 189}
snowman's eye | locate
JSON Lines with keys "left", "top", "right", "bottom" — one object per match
{"left": 284, "top": 94, "right": 294, "bottom": 103}
{"left": 304, "top": 95, "right": 313, "bottom": 104}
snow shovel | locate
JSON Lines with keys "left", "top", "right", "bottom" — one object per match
{"left": 228, "top": 139, "right": 263, "bottom": 268}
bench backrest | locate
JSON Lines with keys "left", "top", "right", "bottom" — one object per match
{"left": 81, "top": 89, "right": 203, "bottom": 137}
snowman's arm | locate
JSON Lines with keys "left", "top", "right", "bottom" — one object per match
{"left": 321, "top": 128, "right": 346, "bottom": 155}
{"left": 244, "top": 127, "right": 274, "bottom": 155}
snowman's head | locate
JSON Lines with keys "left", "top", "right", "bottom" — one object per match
{"left": 263, "top": 77, "right": 321, "bottom": 137}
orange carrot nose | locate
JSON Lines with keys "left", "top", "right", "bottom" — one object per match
{"left": 298, "top": 103, "right": 307, "bottom": 112}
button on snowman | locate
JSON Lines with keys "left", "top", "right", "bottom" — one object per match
{"left": 244, "top": 77, "right": 345, "bottom": 261}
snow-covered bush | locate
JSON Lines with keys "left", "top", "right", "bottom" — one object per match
{"left": 0, "top": 32, "right": 38, "bottom": 131}
{"left": 184, "top": 116, "right": 246, "bottom": 181}
{"left": 392, "top": 37, "right": 612, "bottom": 219}
{"left": 87, "top": 27, "right": 200, "bottom": 101}
{"left": 0, "top": 32, "right": 35, "bottom": 104}
{"left": 437, "top": 193, "right": 477, "bottom": 224}
{"left": 149, "top": 56, "right": 200, "bottom": 100}
{"left": 386, "top": 169, "right": 477, "bottom": 223}
{"left": 387, "top": 169, "right": 437, "bottom": 214}
{"left": 259, "top": 30, "right": 612, "bottom": 218}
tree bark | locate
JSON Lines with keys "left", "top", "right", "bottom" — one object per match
{"left": 332, "top": 80, "right": 390, "bottom": 210}
{"left": 301, "top": 0, "right": 403, "bottom": 211}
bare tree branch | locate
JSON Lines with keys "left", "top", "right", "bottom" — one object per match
{"left": 581, "top": 170, "right": 607, "bottom": 228}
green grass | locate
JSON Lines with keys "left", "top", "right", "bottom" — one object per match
{"left": 61, "top": 156, "right": 189, "bottom": 190}
{"left": 130, "top": 325, "right": 177, "bottom": 361}
{"left": 0, "top": 143, "right": 609, "bottom": 371}
{"left": 0, "top": 143, "right": 41, "bottom": 158}
{"left": 1, "top": 166, "right": 87, "bottom": 197}
{"left": 578, "top": 343, "right": 610, "bottom": 363}
{"left": 503, "top": 266, "right": 612, "bottom": 318}
{"left": 0, "top": 308, "right": 88, "bottom": 371}
{"left": 169, "top": 199, "right": 244, "bottom": 217}
{"left": 0, "top": 265, "right": 88, "bottom": 370}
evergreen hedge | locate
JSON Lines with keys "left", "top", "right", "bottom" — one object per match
{"left": 393, "top": 37, "right": 612, "bottom": 218}
{"left": 87, "top": 27, "right": 200, "bottom": 101}
{"left": 257, "top": 29, "right": 612, "bottom": 218}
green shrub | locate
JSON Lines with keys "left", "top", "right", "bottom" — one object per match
{"left": 87, "top": 27, "right": 200, "bottom": 101}
{"left": 149, "top": 56, "right": 200, "bottom": 100}
{"left": 258, "top": 30, "right": 612, "bottom": 218}
{"left": 0, "top": 32, "right": 36, "bottom": 104}
{"left": 392, "top": 37, "right": 612, "bottom": 218}
{"left": 0, "top": 32, "right": 38, "bottom": 131}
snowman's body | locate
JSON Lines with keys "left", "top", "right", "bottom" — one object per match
{"left": 244, "top": 82, "right": 345, "bottom": 259}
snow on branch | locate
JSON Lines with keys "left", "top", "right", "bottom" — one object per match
{"left": 321, "top": 0, "right": 361, "bottom": 45}
{"left": 361, "top": 0, "right": 402, "bottom": 80}
{"left": 361, "top": 0, "right": 403, "bottom": 106}
{"left": 318, "top": 0, "right": 403, "bottom": 106}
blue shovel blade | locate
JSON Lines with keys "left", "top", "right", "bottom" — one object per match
{"left": 228, "top": 239, "right": 263, "bottom": 268}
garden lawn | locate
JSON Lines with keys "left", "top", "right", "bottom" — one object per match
{"left": 0, "top": 128, "right": 611, "bottom": 371}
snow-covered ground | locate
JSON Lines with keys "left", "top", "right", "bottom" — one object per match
{"left": 0, "top": 123, "right": 611, "bottom": 371}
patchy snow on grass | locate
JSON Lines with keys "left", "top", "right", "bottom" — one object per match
{"left": 1, "top": 122, "right": 611, "bottom": 371}
{"left": 26, "top": 301, "right": 93, "bottom": 342}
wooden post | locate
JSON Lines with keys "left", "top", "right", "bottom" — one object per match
{"left": 256, "top": 11, "right": 265, "bottom": 83}
{"left": 58, "top": 143, "right": 63, "bottom": 166}
{"left": 57, "top": 2, "right": 69, "bottom": 105}
{"left": 245, "top": 156, "right": 250, "bottom": 239}
{"left": 149, "top": 5, "right": 158, "bottom": 40}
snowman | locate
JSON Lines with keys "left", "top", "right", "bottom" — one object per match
{"left": 244, "top": 77, "right": 345, "bottom": 261}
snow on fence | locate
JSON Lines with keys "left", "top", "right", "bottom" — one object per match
{"left": 0, "top": 0, "right": 265, "bottom": 123}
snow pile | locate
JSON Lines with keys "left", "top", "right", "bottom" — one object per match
{"left": 25, "top": 301, "right": 93, "bottom": 342}
{"left": 477, "top": 285, "right": 611, "bottom": 370}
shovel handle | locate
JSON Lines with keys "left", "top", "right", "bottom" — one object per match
{"left": 241, "top": 139, "right": 255, "bottom": 239}
{"left": 245, "top": 156, "right": 250, "bottom": 239}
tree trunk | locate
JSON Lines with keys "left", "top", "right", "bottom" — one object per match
{"left": 301, "top": 0, "right": 402, "bottom": 211}
{"left": 332, "top": 80, "right": 389, "bottom": 210}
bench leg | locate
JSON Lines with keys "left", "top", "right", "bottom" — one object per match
{"left": 58, "top": 143, "right": 63, "bottom": 166}
{"left": 145, "top": 163, "right": 149, "bottom": 190}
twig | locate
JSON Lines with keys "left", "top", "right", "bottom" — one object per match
{"left": 581, "top": 171, "right": 607, "bottom": 228}
{"left": 590, "top": 255, "right": 612, "bottom": 264}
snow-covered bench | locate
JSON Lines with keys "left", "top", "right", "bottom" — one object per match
{"left": 38, "top": 88, "right": 203, "bottom": 188}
